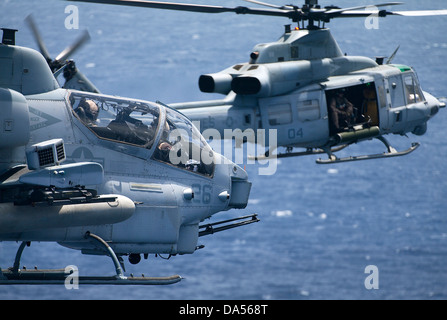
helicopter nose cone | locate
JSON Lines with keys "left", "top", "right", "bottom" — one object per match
{"left": 424, "top": 92, "right": 444, "bottom": 119}
{"left": 439, "top": 98, "right": 446, "bottom": 109}
{"left": 213, "top": 153, "right": 251, "bottom": 210}
{"left": 431, "top": 106, "right": 439, "bottom": 117}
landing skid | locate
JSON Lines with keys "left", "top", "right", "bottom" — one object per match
{"left": 248, "top": 145, "right": 348, "bottom": 161}
{"left": 0, "top": 269, "right": 181, "bottom": 285}
{"left": 316, "top": 138, "right": 420, "bottom": 164}
{"left": 0, "top": 233, "right": 182, "bottom": 286}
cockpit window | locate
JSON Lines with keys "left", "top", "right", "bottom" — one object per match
{"left": 152, "top": 108, "right": 215, "bottom": 177}
{"left": 70, "top": 92, "right": 160, "bottom": 149}
{"left": 404, "top": 74, "right": 425, "bottom": 104}
{"left": 69, "top": 92, "right": 214, "bottom": 177}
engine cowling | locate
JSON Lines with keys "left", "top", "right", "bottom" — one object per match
{"left": 199, "top": 56, "right": 378, "bottom": 98}
{"left": 199, "top": 73, "right": 234, "bottom": 95}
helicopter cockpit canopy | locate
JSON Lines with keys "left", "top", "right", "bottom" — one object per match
{"left": 70, "top": 92, "right": 160, "bottom": 148}
{"left": 69, "top": 91, "right": 214, "bottom": 177}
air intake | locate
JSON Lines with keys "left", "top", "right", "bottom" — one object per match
{"left": 1, "top": 28, "right": 18, "bottom": 45}
{"left": 26, "top": 139, "right": 66, "bottom": 170}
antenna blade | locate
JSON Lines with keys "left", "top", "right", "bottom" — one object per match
{"left": 55, "top": 30, "right": 91, "bottom": 62}
{"left": 386, "top": 45, "right": 400, "bottom": 64}
{"left": 25, "top": 14, "right": 52, "bottom": 61}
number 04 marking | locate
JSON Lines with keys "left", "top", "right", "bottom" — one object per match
{"left": 288, "top": 128, "right": 303, "bottom": 139}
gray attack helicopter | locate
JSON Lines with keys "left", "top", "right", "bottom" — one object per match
{"left": 71, "top": 0, "right": 447, "bottom": 164}
{"left": 0, "top": 27, "right": 256, "bottom": 285}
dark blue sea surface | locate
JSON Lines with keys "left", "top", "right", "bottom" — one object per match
{"left": 0, "top": 0, "right": 446, "bottom": 300}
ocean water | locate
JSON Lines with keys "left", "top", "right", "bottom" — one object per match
{"left": 0, "top": 0, "right": 446, "bottom": 300}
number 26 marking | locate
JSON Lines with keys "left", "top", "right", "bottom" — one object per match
{"left": 191, "top": 184, "right": 212, "bottom": 204}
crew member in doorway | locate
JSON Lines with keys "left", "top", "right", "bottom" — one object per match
{"left": 329, "top": 89, "right": 354, "bottom": 131}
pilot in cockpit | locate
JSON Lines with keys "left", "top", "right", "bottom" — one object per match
{"left": 75, "top": 99, "right": 99, "bottom": 127}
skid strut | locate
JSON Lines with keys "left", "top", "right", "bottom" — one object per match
{"left": 0, "top": 233, "right": 181, "bottom": 285}
{"left": 248, "top": 145, "right": 348, "bottom": 161}
{"left": 317, "top": 136, "right": 420, "bottom": 164}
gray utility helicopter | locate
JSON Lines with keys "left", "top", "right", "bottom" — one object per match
{"left": 0, "top": 28, "right": 256, "bottom": 285}
{"left": 72, "top": 0, "right": 447, "bottom": 164}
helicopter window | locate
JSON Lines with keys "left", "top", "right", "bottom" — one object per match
{"left": 404, "top": 75, "right": 424, "bottom": 104}
{"left": 268, "top": 103, "right": 292, "bottom": 126}
{"left": 377, "top": 85, "right": 387, "bottom": 108}
{"left": 244, "top": 114, "right": 252, "bottom": 125}
{"left": 152, "top": 108, "right": 214, "bottom": 177}
{"left": 70, "top": 93, "right": 160, "bottom": 149}
{"left": 297, "top": 99, "right": 320, "bottom": 121}
{"left": 388, "top": 75, "right": 406, "bottom": 108}
{"left": 291, "top": 46, "right": 299, "bottom": 59}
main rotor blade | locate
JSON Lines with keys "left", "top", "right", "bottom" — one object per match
{"left": 337, "top": 9, "right": 447, "bottom": 18}
{"left": 242, "top": 0, "right": 287, "bottom": 10}
{"left": 391, "top": 10, "right": 447, "bottom": 17}
{"left": 55, "top": 30, "right": 91, "bottom": 62}
{"left": 69, "top": 0, "right": 291, "bottom": 17}
{"left": 25, "top": 14, "right": 52, "bottom": 61}
{"left": 325, "top": 2, "right": 403, "bottom": 15}
{"left": 69, "top": 0, "right": 447, "bottom": 22}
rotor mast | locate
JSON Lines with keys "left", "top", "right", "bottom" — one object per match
{"left": 303, "top": 0, "right": 319, "bottom": 29}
